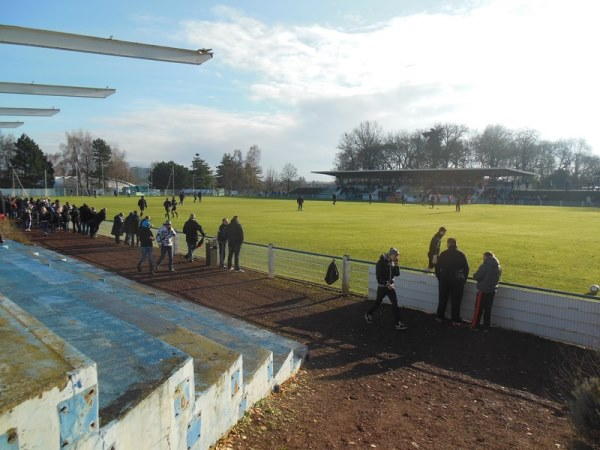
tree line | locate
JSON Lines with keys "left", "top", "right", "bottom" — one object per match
{"left": 0, "top": 131, "right": 305, "bottom": 193}
{"left": 149, "top": 146, "right": 304, "bottom": 194}
{"left": 335, "top": 121, "right": 600, "bottom": 188}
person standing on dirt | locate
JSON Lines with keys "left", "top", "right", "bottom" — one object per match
{"left": 426, "top": 226, "right": 446, "bottom": 271}
{"left": 89, "top": 208, "right": 106, "bottom": 239}
{"left": 122, "top": 212, "right": 134, "bottom": 245}
{"left": 364, "top": 247, "right": 408, "bottom": 330}
{"left": 129, "top": 211, "right": 140, "bottom": 247}
{"left": 217, "top": 217, "right": 229, "bottom": 268}
{"left": 434, "top": 237, "right": 469, "bottom": 327}
{"left": 137, "top": 195, "right": 147, "bottom": 215}
{"left": 137, "top": 217, "right": 155, "bottom": 274}
{"left": 470, "top": 251, "right": 502, "bottom": 331}
{"left": 155, "top": 220, "right": 177, "bottom": 272}
{"left": 79, "top": 204, "right": 91, "bottom": 235}
{"left": 111, "top": 212, "right": 125, "bottom": 243}
{"left": 182, "top": 213, "right": 206, "bottom": 262}
{"left": 70, "top": 204, "right": 81, "bottom": 233}
{"left": 227, "top": 216, "right": 244, "bottom": 272}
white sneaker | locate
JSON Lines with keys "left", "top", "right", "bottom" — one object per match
{"left": 395, "top": 322, "right": 408, "bottom": 330}
{"left": 235, "top": 269, "right": 245, "bottom": 273}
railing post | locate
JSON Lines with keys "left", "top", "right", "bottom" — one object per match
{"left": 268, "top": 244, "right": 275, "bottom": 278}
{"left": 342, "top": 254, "right": 350, "bottom": 296}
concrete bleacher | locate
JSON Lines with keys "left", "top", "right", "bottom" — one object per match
{"left": 0, "top": 240, "right": 307, "bottom": 450}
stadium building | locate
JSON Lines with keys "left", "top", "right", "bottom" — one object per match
{"left": 311, "top": 168, "right": 538, "bottom": 203}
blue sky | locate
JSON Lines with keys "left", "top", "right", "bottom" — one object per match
{"left": 2, "top": 0, "right": 599, "bottom": 181}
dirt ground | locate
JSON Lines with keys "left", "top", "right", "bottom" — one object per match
{"left": 24, "top": 228, "right": 594, "bottom": 449}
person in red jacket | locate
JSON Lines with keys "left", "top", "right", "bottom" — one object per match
{"left": 470, "top": 251, "right": 502, "bottom": 330}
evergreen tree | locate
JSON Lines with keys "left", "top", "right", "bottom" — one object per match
{"left": 215, "top": 151, "right": 243, "bottom": 192}
{"left": 191, "top": 154, "right": 214, "bottom": 188}
{"left": 92, "top": 138, "right": 112, "bottom": 189}
{"left": 150, "top": 161, "right": 191, "bottom": 191}
{"left": 11, "top": 134, "right": 55, "bottom": 188}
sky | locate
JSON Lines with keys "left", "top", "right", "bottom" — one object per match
{"left": 2, "top": 0, "right": 599, "bottom": 181}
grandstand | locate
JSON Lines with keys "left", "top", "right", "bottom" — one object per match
{"left": 310, "top": 168, "right": 600, "bottom": 205}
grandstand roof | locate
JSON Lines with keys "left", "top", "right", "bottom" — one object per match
{"left": 312, "top": 168, "right": 536, "bottom": 178}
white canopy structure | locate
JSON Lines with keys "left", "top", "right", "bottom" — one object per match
{"left": 0, "top": 107, "right": 59, "bottom": 116}
{"left": 0, "top": 121, "right": 23, "bottom": 128}
{"left": 0, "top": 25, "right": 213, "bottom": 65}
{"left": 0, "top": 82, "right": 115, "bottom": 98}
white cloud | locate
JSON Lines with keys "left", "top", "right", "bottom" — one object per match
{"left": 53, "top": 0, "right": 599, "bottom": 181}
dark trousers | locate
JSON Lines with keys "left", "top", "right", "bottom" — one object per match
{"left": 185, "top": 239, "right": 198, "bottom": 260}
{"left": 227, "top": 243, "right": 242, "bottom": 270}
{"left": 218, "top": 240, "right": 227, "bottom": 267}
{"left": 437, "top": 281, "right": 465, "bottom": 322}
{"left": 156, "top": 245, "right": 174, "bottom": 270}
{"left": 367, "top": 286, "right": 401, "bottom": 324}
{"left": 471, "top": 291, "right": 496, "bottom": 328}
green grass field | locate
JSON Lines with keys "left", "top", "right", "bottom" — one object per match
{"left": 58, "top": 195, "right": 599, "bottom": 294}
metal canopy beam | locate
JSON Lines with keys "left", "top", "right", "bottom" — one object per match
{"left": 0, "top": 82, "right": 115, "bottom": 98}
{"left": 0, "top": 107, "right": 59, "bottom": 116}
{"left": 0, "top": 25, "right": 213, "bottom": 65}
{"left": 0, "top": 121, "right": 24, "bottom": 128}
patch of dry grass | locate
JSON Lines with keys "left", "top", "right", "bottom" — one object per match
{"left": 0, "top": 218, "right": 30, "bottom": 245}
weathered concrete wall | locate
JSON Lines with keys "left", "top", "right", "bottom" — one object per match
{"left": 0, "top": 296, "right": 98, "bottom": 450}
{"left": 0, "top": 240, "right": 308, "bottom": 450}
{"left": 368, "top": 267, "right": 600, "bottom": 348}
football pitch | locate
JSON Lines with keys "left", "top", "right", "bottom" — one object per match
{"left": 60, "top": 195, "right": 599, "bottom": 294}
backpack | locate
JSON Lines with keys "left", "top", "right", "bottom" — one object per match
{"left": 324, "top": 259, "right": 339, "bottom": 285}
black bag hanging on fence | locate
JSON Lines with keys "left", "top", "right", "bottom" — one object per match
{"left": 325, "top": 259, "right": 339, "bottom": 285}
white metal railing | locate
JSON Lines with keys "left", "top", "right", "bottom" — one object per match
{"left": 94, "top": 221, "right": 600, "bottom": 348}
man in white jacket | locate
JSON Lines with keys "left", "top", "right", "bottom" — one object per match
{"left": 155, "top": 221, "right": 177, "bottom": 272}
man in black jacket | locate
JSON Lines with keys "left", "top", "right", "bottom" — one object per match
{"left": 137, "top": 195, "right": 147, "bottom": 215}
{"left": 435, "top": 237, "right": 469, "bottom": 327}
{"left": 427, "top": 226, "right": 446, "bottom": 270}
{"left": 137, "top": 217, "right": 155, "bottom": 274}
{"left": 227, "top": 216, "right": 244, "bottom": 272}
{"left": 182, "top": 214, "right": 206, "bottom": 262}
{"left": 364, "top": 247, "right": 408, "bottom": 330}
{"left": 89, "top": 208, "right": 106, "bottom": 239}
{"left": 111, "top": 212, "right": 124, "bottom": 243}
{"left": 217, "top": 218, "right": 229, "bottom": 268}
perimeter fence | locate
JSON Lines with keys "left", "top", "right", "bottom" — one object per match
{"left": 36, "top": 219, "right": 599, "bottom": 347}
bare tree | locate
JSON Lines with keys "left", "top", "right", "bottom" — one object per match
{"left": 263, "top": 167, "right": 278, "bottom": 193}
{"left": 106, "top": 146, "right": 132, "bottom": 189}
{"left": 0, "top": 134, "right": 16, "bottom": 185}
{"left": 57, "top": 131, "right": 95, "bottom": 194}
{"left": 512, "top": 128, "right": 540, "bottom": 172}
{"left": 335, "top": 121, "right": 385, "bottom": 170}
{"left": 471, "top": 125, "right": 513, "bottom": 167}
{"left": 280, "top": 163, "right": 298, "bottom": 193}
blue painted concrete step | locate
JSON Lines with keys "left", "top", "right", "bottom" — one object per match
{"left": 18, "top": 243, "right": 307, "bottom": 387}
{"left": 0, "top": 253, "right": 190, "bottom": 426}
